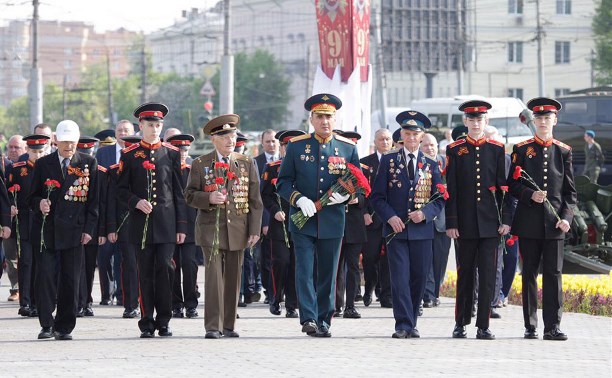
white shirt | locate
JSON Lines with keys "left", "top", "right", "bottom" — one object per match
{"left": 115, "top": 143, "right": 123, "bottom": 164}
{"left": 265, "top": 152, "right": 278, "bottom": 162}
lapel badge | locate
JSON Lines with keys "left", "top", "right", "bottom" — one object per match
{"left": 334, "top": 147, "right": 339, "bottom": 156}
{"left": 305, "top": 144, "right": 311, "bottom": 154}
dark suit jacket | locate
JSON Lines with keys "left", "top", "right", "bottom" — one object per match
{"left": 261, "top": 159, "right": 289, "bottom": 242}
{"left": 28, "top": 151, "right": 99, "bottom": 250}
{"left": 6, "top": 161, "right": 35, "bottom": 239}
{"left": 360, "top": 152, "right": 383, "bottom": 230}
{"left": 255, "top": 152, "right": 270, "bottom": 229}
{"left": 95, "top": 144, "right": 118, "bottom": 169}
{"left": 343, "top": 194, "right": 367, "bottom": 244}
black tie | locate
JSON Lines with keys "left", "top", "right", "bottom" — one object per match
{"left": 222, "top": 156, "right": 229, "bottom": 164}
{"left": 62, "top": 158, "right": 70, "bottom": 178}
{"left": 408, "top": 153, "right": 415, "bottom": 181}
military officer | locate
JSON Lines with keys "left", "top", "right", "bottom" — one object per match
{"left": 184, "top": 114, "right": 263, "bottom": 339}
{"left": 370, "top": 111, "right": 444, "bottom": 338}
{"left": 117, "top": 103, "right": 187, "bottom": 338}
{"left": 106, "top": 135, "right": 141, "bottom": 319}
{"left": 28, "top": 120, "right": 99, "bottom": 340}
{"left": 7, "top": 134, "right": 50, "bottom": 317}
{"left": 445, "top": 100, "right": 512, "bottom": 340}
{"left": 261, "top": 129, "right": 304, "bottom": 318}
{"left": 276, "top": 93, "right": 360, "bottom": 337}
{"left": 166, "top": 134, "right": 200, "bottom": 319}
{"left": 508, "top": 97, "right": 576, "bottom": 341}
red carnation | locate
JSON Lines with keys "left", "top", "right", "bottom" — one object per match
{"left": 418, "top": 162, "right": 424, "bottom": 169}
{"left": 271, "top": 178, "right": 278, "bottom": 185}
{"left": 44, "top": 179, "right": 61, "bottom": 189}
{"left": 8, "top": 184, "right": 21, "bottom": 193}
{"left": 506, "top": 238, "right": 515, "bottom": 246}
{"left": 488, "top": 186, "right": 496, "bottom": 192}
{"left": 215, "top": 177, "right": 224, "bottom": 185}
{"left": 443, "top": 191, "right": 449, "bottom": 200}
{"left": 214, "top": 161, "right": 230, "bottom": 169}
{"left": 500, "top": 185, "right": 509, "bottom": 192}
{"left": 513, "top": 166, "right": 522, "bottom": 180}
{"left": 227, "top": 171, "right": 237, "bottom": 181}
{"left": 142, "top": 160, "right": 155, "bottom": 170}
{"left": 347, "top": 163, "right": 371, "bottom": 197}
{"left": 436, "top": 183, "right": 446, "bottom": 194}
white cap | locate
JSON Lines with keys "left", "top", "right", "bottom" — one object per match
{"left": 56, "top": 120, "right": 80, "bottom": 142}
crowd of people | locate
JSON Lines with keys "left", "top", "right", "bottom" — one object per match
{"left": 0, "top": 94, "right": 576, "bottom": 342}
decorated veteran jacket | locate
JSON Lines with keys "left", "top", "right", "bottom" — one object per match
{"left": 445, "top": 136, "right": 512, "bottom": 239}
{"left": 6, "top": 160, "right": 35, "bottom": 240}
{"left": 261, "top": 159, "right": 290, "bottom": 242}
{"left": 184, "top": 151, "right": 263, "bottom": 251}
{"left": 370, "top": 149, "right": 444, "bottom": 240}
{"left": 508, "top": 136, "right": 576, "bottom": 240}
{"left": 116, "top": 140, "right": 187, "bottom": 244}
{"left": 276, "top": 133, "right": 360, "bottom": 239}
{"left": 28, "top": 151, "right": 99, "bottom": 250}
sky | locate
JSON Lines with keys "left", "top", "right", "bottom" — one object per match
{"left": 0, "top": 0, "right": 217, "bottom": 33}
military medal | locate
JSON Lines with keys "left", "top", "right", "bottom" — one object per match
{"left": 305, "top": 144, "right": 311, "bottom": 154}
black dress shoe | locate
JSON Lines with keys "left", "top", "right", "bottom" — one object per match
{"left": 380, "top": 301, "right": 393, "bottom": 308}
{"left": 524, "top": 327, "right": 538, "bottom": 339}
{"left": 354, "top": 293, "right": 363, "bottom": 302}
{"left": 238, "top": 301, "right": 247, "bottom": 307}
{"left": 363, "top": 294, "right": 372, "bottom": 307}
{"left": 392, "top": 329, "right": 410, "bottom": 339}
{"left": 264, "top": 297, "right": 270, "bottom": 305}
{"left": 452, "top": 324, "right": 467, "bottom": 338}
{"left": 476, "top": 328, "right": 495, "bottom": 340}
{"left": 38, "top": 327, "right": 53, "bottom": 339}
{"left": 285, "top": 309, "right": 298, "bottom": 318}
{"left": 343, "top": 307, "right": 361, "bottom": 319}
{"left": 433, "top": 298, "right": 441, "bottom": 307}
{"left": 410, "top": 329, "right": 420, "bottom": 338}
{"left": 422, "top": 300, "right": 434, "bottom": 308}
{"left": 313, "top": 326, "right": 331, "bottom": 337}
{"left": 158, "top": 326, "right": 173, "bottom": 337}
{"left": 543, "top": 326, "right": 567, "bottom": 341}
{"left": 123, "top": 308, "right": 140, "bottom": 318}
{"left": 140, "top": 330, "right": 155, "bottom": 338}
{"left": 18, "top": 306, "right": 31, "bottom": 317}
{"left": 490, "top": 308, "right": 501, "bottom": 319}
{"left": 269, "top": 303, "right": 281, "bottom": 316}
{"left": 251, "top": 292, "right": 262, "bottom": 302}
{"left": 301, "top": 321, "right": 317, "bottom": 335}
{"left": 333, "top": 308, "right": 343, "bottom": 317}
{"left": 29, "top": 307, "right": 38, "bottom": 317}
{"left": 76, "top": 308, "right": 85, "bottom": 318}
{"left": 54, "top": 331, "right": 73, "bottom": 340}
{"left": 84, "top": 306, "right": 94, "bottom": 317}
{"left": 185, "top": 308, "right": 199, "bottom": 318}
{"left": 99, "top": 299, "right": 112, "bottom": 306}
{"left": 205, "top": 330, "right": 222, "bottom": 339}
{"left": 172, "top": 308, "right": 184, "bottom": 318}
{"left": 223, "top": 329, "right": 239, "bottom": 338}
{"left": 243, "top": 293, "right": 253, "bottom": 304}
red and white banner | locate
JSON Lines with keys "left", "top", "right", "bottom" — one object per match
{"left": 316, "top": 0, "right": 370, "bottom": 83}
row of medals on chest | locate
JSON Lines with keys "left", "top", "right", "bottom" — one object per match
{"left": 65, "top": 168, "right": 90, "bottom": 202}
{"left": 204, "top": 166, "right": 250, "bottom": 214}
{"left": 388, "top": 158, "right": 432, "bottom": 206}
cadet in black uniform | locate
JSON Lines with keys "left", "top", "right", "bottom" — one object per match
{"left": 261, "top": 129, "right": 304, "bottom": 318}
{"left": 445, "top": 100, "right": 511, "bottom": 340}
{"left": 508, "top": 97, "right": 576, "bottom": 341}
{"left": 166, "top": 134, "right": 200, "bottom": 319}
{"left": 117, "top": 103, "right": 187, "bottom": 338}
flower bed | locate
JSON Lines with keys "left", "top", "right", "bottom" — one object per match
{"left": 440, "top": 271, "right": 612, "bottom": 317}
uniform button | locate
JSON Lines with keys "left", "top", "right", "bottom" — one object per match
{"left": 543, "top": 169, "right": 548, "bottom": 172}
{"left": 476, "top": 161, "right": 480, "bottom": 165}
{"left": 476, "top": 154, "right": 480, "bottom": 158}
{"left": 544, "top": 162, "right": 548, "bottom": 165}
{"left": 152, "top": 202, "right": 157, "bottom": 206}
{"left": 320, "top": 167, "right": 324, "bottom": 171}
{"left": 228, "top": 219, "right": 231, "bottom": 223}
{"left": 476, "top": 168, "right": 480, "bottom": 172}
{"left": 477, "top": 189, "right": 481, "bottom": 193}
{"left": 543, "top": 176, "right": 547, "bottom": 180}
{"left": 543, "top": 183, "right": 548, "bottom": 187}
{"left": 322, "top": 145, "right": 326, "bottom": 148}
{"left": 543, "top": 147, "right": 548, "bottom": 152}
{"left": 477, "top": 197, "right": 481, "bottom": 201}
{"left": 151, "top": 157, "right": 155, "bottom": 161}
{"left": 477, "top": 183, "right": 480, "bottom": 187}
{"left": 227, "top": 210, "right": 231, "bottom": 214}
{"left": 153, "top": 194, "right": 157, "bottom": 198}
{"left": 321, "top": 156, "right": 324, "bottom": 160}
{"left": 151, "top": 172, "right": 156, "bottom": 176}
{"left": 319, "top": 190, "right": 323, "bottom": 193}
{"left": 476, "top": 175, "right": 480, "bottom": 179}
{"left": 476, "top": 147, "right": 480, "bottom": 150}
{"left": 320, "top": 178, "right": 324, "bottom": 182}
{"left": 153, "top": 187, "right": 157, "bottom": 191}
{"left": 151, "top": 150, "right": 155, "bottom": 154}
{"left": 544, "top": 154, "right": 548, "bottom": 158}
{"left": 152, "top": 179, "right": 157, "bottom": 183}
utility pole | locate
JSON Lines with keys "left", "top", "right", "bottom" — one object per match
{"left": 140, "top": 41, "right": 147, "bottom": 104}
{"left": 106, "top": 50, "right": 115, "bottom": 127}
{"left": 29, "top": 0, "right": 43, "bottom": 129}
{"left": 535, "top": 0, "right": 545, "bottom": 96}
{"left": 372, "top": 6, "right": 388, "bottom": 129}
{"left": 219, "top": 0, "right": 234, "bottom": 114}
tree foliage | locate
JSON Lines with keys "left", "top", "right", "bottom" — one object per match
{"left": 593, "top": 0, "right": 612, "bottom": 85}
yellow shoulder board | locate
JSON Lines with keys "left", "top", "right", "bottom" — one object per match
{"left": 162, "top": 142, "right": 179, "bottom": 152}
{"left": 553, "top": 139, "right": 572, "bottom": 150}
{"left": 122, "top": 143, "right": 139, "bottom": 153}
{"left": 98, "top": 165, "right": 107, "bottom": 173}
{"left": 11, "top": 161, "right": 26, "bottom": 168}
{"left": 486, "top": 139, "right": 505, "bottom": 148}
{"left": 515, "top": 138, "right": 534, "bottom": 148}
{"left": 109, "top": 163, "right": 120, "bottom": 169}
{"left": 335, "top": 134, "right": 356, "bottom": 145}
{"left": 289, "top": 133, "right": 311, "bottom": 143}
{"left": 447, "top": 139, "right": 466, "bottom": 149}
{"left": 383, "top": 148, "right": 400, "bottom": 155}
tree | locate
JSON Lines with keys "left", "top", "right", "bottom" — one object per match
{"left": 593, "top": 0, "right": 612, "bottom": 85}
{"left": 211, "top": 49, "right": 291, "bottom": 131}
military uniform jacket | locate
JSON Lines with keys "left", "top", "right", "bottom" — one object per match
{"left": 28, "top": 151, "right": 99, "bottom": 250}
{"left": 184, "top": 150, "right": 263, "bottom": 251}
{"left": 6, "top": 160, "right": 35, "bottom": 240}
{"left": 85, "top": 165, "right": 107, "bottom": 244}
{"left": 106, "top": 163, "right": 130, "bottom": 241}
{"left": 508, "top": 136, "right": 576, "bottom": 240}
{"left": 277, "top": 133, "right": 360, "bottom": 239}
{"left": 584, "top": 141, "right": 604, "bottom": 170}
{"left": 261, "top": 159, "right": 290, "bottom": 242}
{"left": 370, "top": 149, "right": 444, "bottom": 241}
{"left": 180, "top": 163, "right": 196, "bottom": 244}
{"left": 360, "top": 152, "right": 383, "bottom": 231}
{"left": 117, "top": 141, "right": 187, "bottom": 244}
{"left": 445, "top": 136, "right": 512, "bottom": 239}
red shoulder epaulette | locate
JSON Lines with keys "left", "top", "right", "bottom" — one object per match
{"left": 98, "top": 165, "right": 107, "bottom": 173}
{"left": 11, "top": 161, "right": 27, "bottom": 168}
{"left": 268, "top": 160, "right": 281, "bottom": 166}
{"left": 515, "top": 138, "right": 534, "bottom": 148}
{"left": 553, "top": 139, "right": 572, "bottom": 150}
{"left": 122, "top": 143, "right": 139, "bottom": 153}
{"left": 486, "top": 139, "right": 505, "bottom": 148}
{"left": 447, "top": 139, "right": 466, "bottom": 149}
{"left": 162, "top": 142, "right": 179, "bottom": 152}
{"left": 109, "top": 163, "right": 120, "bottom": 170}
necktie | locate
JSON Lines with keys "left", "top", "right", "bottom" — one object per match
{"left": 408, "top": 153, "right": 415, "bottom": 181}
{"left": 62, "top": 158, "right": 70, "bottom": 178}
{"left": 222, "top": 156, "right": 229, "bottom": 165}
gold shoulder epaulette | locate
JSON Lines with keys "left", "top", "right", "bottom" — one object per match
{"left": 162, "top": 142, "right": 179, "bottom": 152}
{"left": 360, "top": 163, "right": 370, "bottom": 170}
{"left": 122, "top": 143, "right": 139, "bottom": 153}
{"left": 98, "top": 165, "right": 107, "bottom": 173}
{"left": 234, "top": 153, "right": 249, "bottom": 161}
{"left": 289, "top": 133, "right": 311, "bottom": 143}
{"left": 553, "top": 139, "right": 571, "bottom": 150}
{"left": 269, "top": 159, "right": 282, "bottom": 166}
{"left": 515, "top": 138, "right": 534, "bottom": 148}
{"left": 486, "top": 139, "right": 505, "bottom": 148}
{"left": 334, "top": 134, "right": 356, "bottom": 145}
{"left": 448, "top": 139, "right": 466, "bottom": 149}
{"left": 109, "top": 163, "right": 120, "bottom": 169}
{"left": 383, "top": 148, "right": 400, "bottom": 155}
{"left": 11, "top": 161, "right": 26, "bottom": 168}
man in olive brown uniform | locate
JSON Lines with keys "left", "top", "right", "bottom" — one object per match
{"left": 508, "top": 97, "right": 576, "bottom": 341}
{"left": 184, "top": 114, "right": 263, "bottom": 339}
